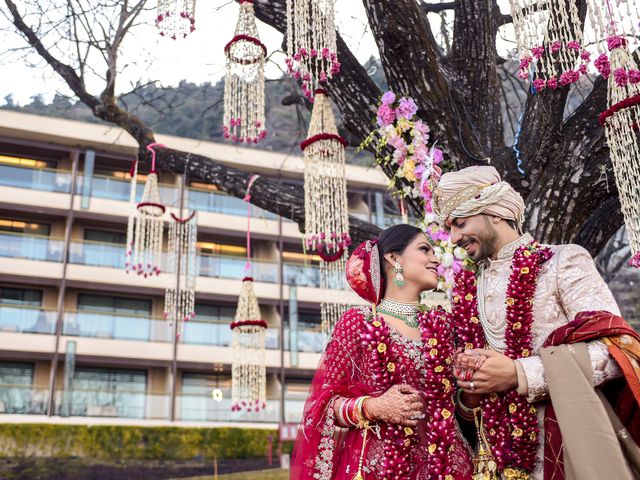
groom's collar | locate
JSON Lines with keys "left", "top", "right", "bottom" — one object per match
{"left": 479, "top": 232, "right": 534, "bottom": 269}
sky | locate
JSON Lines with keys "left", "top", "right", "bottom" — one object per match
{"left": 0, "top": 1, "right": 381, "bottom": 104}
{"left": 0, "top": 1, "right": 519, "bottom": 105}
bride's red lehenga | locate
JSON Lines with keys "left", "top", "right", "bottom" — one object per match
{"left": 291, "top": 240, "right": 473, "bottom": 480}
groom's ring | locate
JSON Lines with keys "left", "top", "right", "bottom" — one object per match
{"left": 469, "top": 381, "right": 475, "bottom": 392}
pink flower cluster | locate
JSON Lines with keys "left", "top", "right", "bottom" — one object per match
{"left": 630, "top": 251, "right": 640, "bottom": 268}
{"left": 418, "top": 307, "right": 458, "bottom": 479}
{"left": 304, "top": 231, "right": 352, "bottom": 254}
{"left": 231, "top": 398, "right": 267, "bottom": 413}
{"left": 376, "top": 92, "right": 419, "bottom": 127}
{"left": 518, "top": 40, "right": 591, "bottom": 90}
{"left": 285, "top": 48, "right": 341, "bottom": 101}
{"left": 223, "top": 118, "right": 268, "bottom": 144}
{"left": 156, "top": 10, "right": 196, "bottom": 39}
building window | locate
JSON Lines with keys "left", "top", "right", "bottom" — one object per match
{"left": 77, "top": 294, "right": 151, "bottom": 316}
{"left": 0, "top": 287, "right": 43, "bottom": 307}
{"left": 0, "top": 154, "right": 55, "bottom": 170}
{"left": 197, "top": 242, "right": 247, "bottom": 257}
{"left": 0, "top": 219, "right": 50, "bottom": 236}
{"left": 181, "top": 303, "right": 235, "bottom": 346}
{"left": 181, "top": 373, "right": 231, "bottom": 422}
{"left": 0, "top": 362, "right": 42, "bottom": 414}
{"left": 70, "top": 367, "right": 147, "bottom": 419}
{"left": 83, "top": 229, "right": 126, "bottom": 245}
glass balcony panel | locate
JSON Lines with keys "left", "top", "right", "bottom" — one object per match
{"left": 178, "top": 392, "right": 279, "bottom": 423}
{"left": 0, "top": 232, "right": 63, "bottom": 262}
{"left": 0, "top": 384, "right": 49, "bottom": 414}
{"left": 283, "top": 263, "right": 320, "bottom": 288}
{"left": 0, "top": 164, "right": 71, "bottom": 193}
{"left": 68, "top": 241, "right": 125, "bottom": 269}
{"left": 63, "top": 311, "right": 171, "bottom": 342}
{"left": 181, "top": 320, "right": 232, "bottom": 347}
{"left": 0, "top": 305, "right": 56, "bottom": 334}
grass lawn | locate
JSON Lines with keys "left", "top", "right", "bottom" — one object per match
{"left": 179, "top": 469, "right": 289, "bottom": 480}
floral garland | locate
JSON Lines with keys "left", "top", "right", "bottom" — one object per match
{"left": 593, "top": 36, "right": 640, "bottom": 87}
{"left": 362, "top": 307, "right": 457, "bottom": 480}
{"left": 451, "top": 241, "right": 553, "bottom": 476}
{"left": 630, "top": 251, "right": 640, "bottom": 268}
{"left": 518, "top": 40, "right": 591, "bottom": 92}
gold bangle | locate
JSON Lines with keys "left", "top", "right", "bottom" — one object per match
{"left": 456, "top": 389, "right": 475, "bottom": 421}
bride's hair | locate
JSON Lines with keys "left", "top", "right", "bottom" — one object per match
{"left": 376, "top": 224, "right": 423, "bottom": 283}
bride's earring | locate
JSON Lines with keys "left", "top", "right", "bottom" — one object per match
{"left": 392, "top": 262, "right": 405, "bottom": 287}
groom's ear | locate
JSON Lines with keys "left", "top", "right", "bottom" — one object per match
{"left": 490, "top": 215, "right": 502, "bottom": 224}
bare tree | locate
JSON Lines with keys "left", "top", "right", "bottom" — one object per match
{"left": 0, "top": 0, "right": 628, "bottom": 254}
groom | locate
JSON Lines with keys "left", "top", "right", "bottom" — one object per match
{"left": 432, "top": 165, "right": 640, "bottom": 480}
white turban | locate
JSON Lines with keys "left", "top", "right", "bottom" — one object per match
{"left": 431, "top": 166, "right": 525, "bottom": 231}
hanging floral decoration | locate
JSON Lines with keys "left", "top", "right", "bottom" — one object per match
{"left": 164, "top": 209, "right": 198, "bottom": 339}
{"left": 451, "top": 242, "right": 553, "bottom": 477}
{"left": 231, "top": 175, "right": 267, "bottom": 413}
{"left": 223, "top": 0, "right": 267, "bottom": 145}
{"left": 285, "top": 0, "right": 341, "bottom": 100}
{"left": 125, "top": 142, "right": 166, "bottom": 278}
{"left": 589, "top": 2, "right": 640, "bottom": 268}
{"left": 302, "top": 89, "right": 350, "bottom": 338}
{"left": 155, "top": 0, "right": 196, "bottom": 40}
{"left": 509, "top": 0, "right": 590, "bottom": 90}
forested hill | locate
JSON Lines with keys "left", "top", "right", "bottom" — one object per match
{"left": 2, "top": 57, "right": 386, "bottom": 165}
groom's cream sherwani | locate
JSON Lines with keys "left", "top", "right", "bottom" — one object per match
{"left": 476, "top": 233, "right": 622, "bottom": 479}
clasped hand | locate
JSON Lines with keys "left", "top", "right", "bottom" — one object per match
{"left": 454, "top": 348, "right": 519, "bottom": 395}
{"left": 365, "top": 384, "right": 425, "bottom": 427}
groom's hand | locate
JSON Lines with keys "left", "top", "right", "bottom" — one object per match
{"left": 455, "top": 349, "right": 519, "bottom": 394}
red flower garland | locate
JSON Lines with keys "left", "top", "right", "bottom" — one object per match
{"left": 362, "top": 307, "right": 458, "bottom": 480}
{"left": 451, "top": 241, "right": 553, "bottom": 476}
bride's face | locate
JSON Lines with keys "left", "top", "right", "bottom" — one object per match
{"left": 391, "top": 234, "right": 440, "bottom": 291}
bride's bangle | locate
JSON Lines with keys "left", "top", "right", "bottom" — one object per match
{"left": 456, "top": 389, "right": 475, "bottom": 422}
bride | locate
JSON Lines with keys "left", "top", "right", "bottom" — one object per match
{"left": 291, "top": 224, "right": 474, "bottom": 480}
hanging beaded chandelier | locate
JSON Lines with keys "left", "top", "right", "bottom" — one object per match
{"left": 231, "top": 176, "right": 267, "bottom": 412}
{"left": 597, "top": 33, "right": 640, "bottom": 268}
{"left": 301, "top": 89, "right": 351, "bottom": 337}
{"left": 230, "top": 277, "right": 267, "bottom": 413}
{"left": 510, "top": 0, "right": 590, "bottom": 91}
{"left": 155, "top": 0, "right": 196, "bottom": 40}
{"left": 285, "top": 0, "right": 341, "bottom": 100}
{"left": 164, "top": 211, "right": 198, "bottom": 338}
{"left": 125, "top": 143, "right": 165, "bottom": 278}
{"left": 223, "top": 0, "right": 267, "bottom": 144}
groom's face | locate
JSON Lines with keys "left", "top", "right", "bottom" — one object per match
{"left": 447, "top": 215, "right": 498, "bottom": 261}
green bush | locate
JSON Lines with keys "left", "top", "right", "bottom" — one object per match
{"left": 0, "top": 424, "right": 291, "bottom": 460}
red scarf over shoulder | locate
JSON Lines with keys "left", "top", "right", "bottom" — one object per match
{"left": 542, "top": 310, "right": 640, "bottom": 480}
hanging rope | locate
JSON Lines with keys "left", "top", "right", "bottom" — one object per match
{"left": 243, "top": 174, "right": 261, "bottom": 275}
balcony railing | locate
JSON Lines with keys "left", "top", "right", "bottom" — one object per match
{"left": 0, "top": 305, "right": 57, "bottom": 334}
{"left": 0, "top": 383, "right": 304, "bottom": 423}
{"left": 67, "top": 239, "right": 323, "bottom": 287}
{"left": 63, "top": 310, "right": 172, "bottom": 342}
{"left": 0, "top": 304, "right": 326, "bottom": 355}
{"left": 0, "top": 232, "right": 64, "bottom": 262}
{"left": 0, "top": 384, "right": 49, "bottom": 415}
{"left": 0, "top": 164, "right": 72, "bottom": 193}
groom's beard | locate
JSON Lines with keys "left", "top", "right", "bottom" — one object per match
{"left": 468, "top": 220, "right": 499, "bottom": 261}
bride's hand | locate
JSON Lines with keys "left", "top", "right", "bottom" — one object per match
{"left": 454, "top": 350, "right": 487, "bottom": 381}
{"left": 364, "top": 384, "right": 424, "bottom": 427}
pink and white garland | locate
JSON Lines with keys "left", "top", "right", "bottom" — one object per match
{"left": 451, "top": 241, "right": 553, "bottom": 476}
{"left": 155, "top": 0, "right": 196, "bottom": 40}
